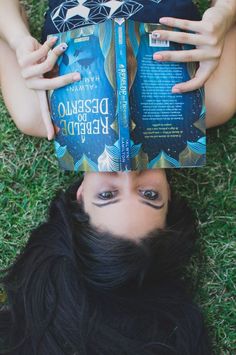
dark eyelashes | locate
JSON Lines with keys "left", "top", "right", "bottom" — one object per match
{"left": 97, "top": 189, "right": 161, "bottom": 201}
{"left": 138, "top": 189, "right": 160, "bottom": 201}
{"left": 98, "top": 190, "right": 118, "bottom": 200}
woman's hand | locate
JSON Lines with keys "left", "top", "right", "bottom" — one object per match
{"left": 152, "top": 6, "right": 234, "bottom": 93}
{"left": 15, "top": 35, "right": 81, "bottom": 90}
{"left": 14, "top": 35, "right": 81, "bottom": 140}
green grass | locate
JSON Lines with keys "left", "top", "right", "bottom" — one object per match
{"left": 0, "top": 0, "right": 236, "bottom": 353}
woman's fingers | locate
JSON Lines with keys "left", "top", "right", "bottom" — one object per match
{"left": 153, "top": 48, "right": 212, "bottom": 63}
{"left": 37, "top": 90, "right": 55, "bottom": 141}
{"left": 26, "top": 72, "right": 81, "bottom": 90}
{"left": 20, "top": 37, "right": 58, "bottom": 67}
{"left": 21, "top": 42, "right": 68, "bottom": 79}
{"left": 152, "top": 30, "right": 205, "bottom": 46}
{"left": 172, "top": 75, "right": 206, "bottom": 93}
{"left": 159, "top": 17, "right": 203, "bottom": 33}
{"left": 155, "top": 13, "right": 226, "bottom": 93}
{"left": 172, "top": 61, "right": 218, "bottom": 93}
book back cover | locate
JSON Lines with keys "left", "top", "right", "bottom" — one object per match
{"left": 128, "top": 22, "right": 206, "bottom": 169}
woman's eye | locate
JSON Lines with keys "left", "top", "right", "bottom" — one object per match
{"left": 140, "top": 190, "right": 159, "bottom": 200}
{"left": 98, "top": 191, "right": 117, "bottom": 200}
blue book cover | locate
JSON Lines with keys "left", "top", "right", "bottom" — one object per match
{"left": 48, "top": 20, "right": 206, "bottom": 171}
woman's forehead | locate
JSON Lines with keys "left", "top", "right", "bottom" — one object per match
{"left": 83, "top": 169, "right": 167, "bottom": 181}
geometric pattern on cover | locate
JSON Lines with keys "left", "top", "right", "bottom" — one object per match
{"left": 51, "top": 0, "right": 158, "bottom": 32}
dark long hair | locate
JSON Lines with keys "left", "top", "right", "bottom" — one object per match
{"left": 0, "top": 179, "right": 211, "bottom": 354}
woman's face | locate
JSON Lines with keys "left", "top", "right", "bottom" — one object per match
{"left": 77, "top": 169, "right": 170, "bottom": 240}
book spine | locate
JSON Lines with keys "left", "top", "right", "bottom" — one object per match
{"left": 114, "top": 18, "right": 131, "bottom": 171}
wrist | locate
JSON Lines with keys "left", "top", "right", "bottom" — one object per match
{"left": 214, "top": 1, "right": 236, "bottom": 28}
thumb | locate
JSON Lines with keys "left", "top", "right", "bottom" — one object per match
{"left": 172, "top": 61, "right": 217, "bottom": 93}
{"left": 37, "top": 90, "right": 55, "bottom": 140}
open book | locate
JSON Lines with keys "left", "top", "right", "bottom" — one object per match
{"left": 48, "top": 18, "right": 206, "bottom": 171}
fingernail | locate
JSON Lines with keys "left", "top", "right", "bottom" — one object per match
{"left": 153, "top": 53, "right": 163, "bottom": 61}
{"left": 73, "top": 73, "right": 81, "bottom": 81}
{"left": 152, "top": 32, "right": 160, "bottom": 39}
{"left": 172, "top": 87, "right": 182, "bottom": 94}
{"left": 47, "top": 129, "right": 55, "bottom": 140}
{"left": 60, "top": 43, "right": 68, "bottom": 51}
{"left": 159, "top": 17, "right": 169, "bottom": 23}
{"left": 50, "top": 37, "right": 58, "bottom": 44}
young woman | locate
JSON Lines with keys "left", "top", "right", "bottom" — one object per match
{"left": 0, "top": 0, "right": 235, "bottom": 140}
{"left": 0, "top": 172, "right": 211, "bottom": 354}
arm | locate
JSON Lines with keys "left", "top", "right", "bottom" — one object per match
{"left": 212, "top": 0, "right": 236, "bottom": 26}
{"left": 0, "top": 0, "right": 29, "bottom": 50}
{"left": 0, "top": 0, "right": 81, "bottom": 140}
{"left": 211, "top": 0, "right": 236, "bottom": 32}
{"left": 152, "top": 0, "right": 236, "bottom": 93}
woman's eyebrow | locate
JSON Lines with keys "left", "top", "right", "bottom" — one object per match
{"left": 92, "top": 200, "right": 164, "bottom": 210}
{"left": 140, "top": 201, "right": 165, "bottom": 210}
{"left": 92, "top": 199, "right": 121, "bottom": 207}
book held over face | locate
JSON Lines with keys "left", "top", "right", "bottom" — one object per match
{"left": 48, "top": 18, "right": 206, "bottom": 172}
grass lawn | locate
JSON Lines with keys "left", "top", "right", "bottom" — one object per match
{"left": 0, "top": 0, "right": 235, "bottom": 353}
